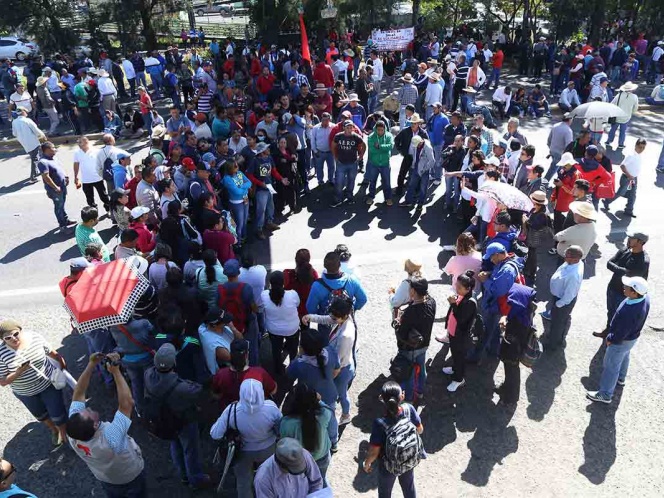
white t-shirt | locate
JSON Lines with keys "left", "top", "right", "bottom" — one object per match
{"left": 10, "top": 91, "right": 33, "bottom": 113}
{"left": 239, "top": 266, "right": 268, "bottom": 309}
{"left": 261, "top": 289, "right": 300, "bottom": 336}
{"left": 74, "top": 148, "right": 103, "bottom": 183}
{"left": 622, "top": 153, "right": 642, "bottom": 178}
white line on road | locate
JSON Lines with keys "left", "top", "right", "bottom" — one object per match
{"left": 0, "top": 285, "right": 59, "bottom": 298}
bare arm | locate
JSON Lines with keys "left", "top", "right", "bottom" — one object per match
{"left": 72, "top": 353, "right": 103, "bottom": 402}
{"left": 41, "top": 172, "right": 60, "bottom": 191}
{"left": 105, "top": 354, "right": 134, "bottom": 417}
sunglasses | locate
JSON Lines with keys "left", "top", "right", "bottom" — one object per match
{"left": 0, "top": 463, "right": 16, "bottom": 481}
{"left": 2, "top": 331, "right": 20, "bottom": 342}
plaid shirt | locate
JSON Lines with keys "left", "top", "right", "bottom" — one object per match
{"left": 398, "top": 83, "right": 419, "bottom": 106}
{"left": 293, "top": 71, "right": 310, "bottom": 88}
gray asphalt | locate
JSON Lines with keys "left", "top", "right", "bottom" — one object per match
{"left": 1, "top": 106, "right": 663, "bottom": 497}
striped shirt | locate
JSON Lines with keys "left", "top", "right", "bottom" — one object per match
{"left": 455, "top": 64, "right": 470, "bottom": 84}
{"left": 398, "top": 83, "right": 419, "bottom": 106}
{"left": 0, "top": 331, "right": 53, "bottom": 396}
{"left": 196, "top": 90, "right": 213, "bottom": 114}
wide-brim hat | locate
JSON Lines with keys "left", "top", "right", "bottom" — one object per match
{"left": 530, "top": 191, "right": 548, "bottom": 205}
{"left": 559, "top": 152, "right": 576, "bottom": 166}
{"left": 462, "top": 86, "right": 477, "bottom": 94}
{"left": 343, "top": 49, "right": 354, "bottom": 57}
{"left": 569, "top": 201, "right": 597, "bottom": 221}
{"left": 255, "top": 143, "right": 270, "bottom": 154}
{"left": 98, "top": 69, "right": 109, "bottom": 78}
{"left": 406, "top": 113, "right": 424, "bottom": 124}
{"left": 428, "top": 73, "right": 440, "bottom": 81}
{"left": 36, "top": 76, "right": 48, "bottom": 86}
{"left": 401, "top": 73, "right": 414, "bottom": 83}
{"left": 619, "top": 81, "right": 638, "bottom": 92}
{"left": 347, "top": 93, "right": 360, "bottom": 102}
{"left": 314, "top": 83, "right": 328, "bottom": 91}
{"left": 151, "top": 125, "right": 166, "bottom": 139}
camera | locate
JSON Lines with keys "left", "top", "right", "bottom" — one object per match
{"left": 101, "top": 354, "right": 122, "bottom": 368}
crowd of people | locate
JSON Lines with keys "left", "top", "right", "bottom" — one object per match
{"left": 0, "top": 23, "right": 660, "bottom": 498}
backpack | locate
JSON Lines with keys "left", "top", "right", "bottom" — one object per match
{"left": 101, "top": 149, "right": 114, "bottom": 182}
{"left": 316, "top": 278, "right": 352, "bottom": 315}
{"left": 520, "top": 327, "right": 543, "bottom": 368}
{"left": 218, "top": 283, "right": 248, "bottom": 332}
{"left": 163, "top": 72, "right": 178, "bottom": 94}
{"left": 378, "top": 409, "right": 424, "bottom": 476}
{"left": 143, "top": 381, "right": 185, "bottom": 440}
{"left": 468, "top": 298, "right": 484, "bottom": 346}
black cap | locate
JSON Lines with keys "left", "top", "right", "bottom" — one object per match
{"left": 231, "top": 339, "right": 249, "bottom": 354}
{"left": 409, "top": 278, "right": 429, "bottom": 295}
{"left": 205, "top": 309, "right": 233, "bottom": 325}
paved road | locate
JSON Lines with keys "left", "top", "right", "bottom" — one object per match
{"left": 1, "top": 112, "right": 663, "bottom": 497}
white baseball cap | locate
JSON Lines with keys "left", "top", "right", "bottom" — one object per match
{"left": 130, "top": 206, "right": 150, "bottom": 219}
{"left": 621, "top": 276, "right": 648, "bottom": 295}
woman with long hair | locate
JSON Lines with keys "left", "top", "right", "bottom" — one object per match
{"left": 195, "top": 249, "right": 227, "bottom": 310}
{"left": 109, "top": 188, "right": 131, "bottom": 232}
{"left": 159, "top": 199, "right": 200, "bottom": 267}
{"left": 284, "top": 248, "right": 319, "bottom": 321}
{"left": 262, "top": 271, "right": 301, "bottom": 375}
{"left": 441, "top": 270, "right": 478, "bottom": 392}
{"left": 443, "top": 232, "right": 482, "bottom": 287}
{"left": 221, "top": 160, "right": 252, "bottom": 245}
{"left": 148, "top": 243, "right": 179, "bottom": 291}
{"left": 287, "top": 328, "right": 340, "bottom": 410}
{"left": 521, "top": 191, "right": 551, "bottom": 286}
{"left": 362, "top": 381, "right": 424, "bottom": 498}
{"left": 303, "top": 296, "right": 357, "bottom": 426}
{"left": 272, "top": 136, "right": 299, "bottom": 216}
{"left": 280, "top": 383, "right": 337, "bottom": 481}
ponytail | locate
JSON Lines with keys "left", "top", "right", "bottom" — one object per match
{"left": 202, "top": 249, "right": 217, "bottom": 284}
{"left": 380, "top": 380, "right": 403, "bottom": 420}
{"left": 300, "top": 328, "right": 326, "bottom": 379}
{"left": 269, "top": 271, "right": 285, "bottom": 306}
{"left": 294, "top": 248, "right": 314, "bottom": 285}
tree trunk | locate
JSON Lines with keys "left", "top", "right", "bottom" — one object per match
{"left": 588, "top": 1, "right": 605, "bottom": 47}
{"left": 140, "top": 4, "right": 157, "bottom": 50}
{"left": 412, "top": 0, "right": 421, "bottom": 27}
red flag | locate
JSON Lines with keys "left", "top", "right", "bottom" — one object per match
{"left": 299, "top": 13, "right": 311, "bottom": 63}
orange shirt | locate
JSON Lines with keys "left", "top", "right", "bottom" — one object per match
{"left": 492, "top": 50, "right": 504, "bottom": 69}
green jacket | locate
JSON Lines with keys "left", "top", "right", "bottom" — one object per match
{"left": 74, "top": 82, "right": 89, "bottom": 108}
{"left": 367, "top": 128, "right": 393, "bottom": 167}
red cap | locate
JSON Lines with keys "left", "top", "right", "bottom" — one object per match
{"left": 182, "top": 157, "right": 196, "bottom": 171}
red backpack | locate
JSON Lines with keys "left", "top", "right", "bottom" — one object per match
{"left": 218, "top": 283, "right": 248, "bottom": 333}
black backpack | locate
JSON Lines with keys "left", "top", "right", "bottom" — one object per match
{"left": 317, "top": 278, "right": 352, "bottom": 314}
{"left": 143, "top": 381, "right": 185, "bottom": 440}
{"left": 101, "top": 149, "right": 114, "bottom": 182}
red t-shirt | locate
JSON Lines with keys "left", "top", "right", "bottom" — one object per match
{"left": 256, "top": 74, "right": 276, "bottom": 95}
{"left": 283, "top": 268, "right": 319, "bottom": 318}
{"left": 212, "top": 366, "right": 277, "bottom": 411}
{"left": 139, "top": 93, "right": 152, "bottom": 115}
{"left": 492, "top": 50, "right": 504, "bottom": 69}
{"left": 203, "top": 229, "right": 235, "bottom": 264}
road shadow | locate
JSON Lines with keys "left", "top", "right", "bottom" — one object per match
{"left": 578, "top": 389, "right": 623, "bottom": 484}
{"left": 581, "top": 342, "right": 608, "bottom": 391}
{"left": 0, "top": 178, "right": 35, "bottom": 196}
{"left": 0, "top": 228, "right": 70, "bottom": 265}
{"left": 525, "top": 348, "right": 567, "bottom": 421}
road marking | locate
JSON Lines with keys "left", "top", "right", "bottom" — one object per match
{"left": 0, "top": 285, "right": 59, "bottom": 298}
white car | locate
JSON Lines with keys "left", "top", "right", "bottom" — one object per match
{"left": 0, "top": 37, "right": 38, "bottom": 61}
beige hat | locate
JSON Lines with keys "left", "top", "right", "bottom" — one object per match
{"left": 150, "top": 125, "right": 166, "bottom": 139}
{"left": 569, "top": 201, "right": 597, "bottom": 221}
{"left": 428, "top": 73, "right": 440, "bottom": 82}
{"left": 406, "top": 113, "right": 424, "bottom": 125}
{"left": 98, "top": 69, "right": 109, "bottom": 78}
{"left": 559, "top": 152, "right": 576, "bottom": 166}
{"left": 411, "top": 135, "right": 424, "bottom": 147}
{"left": 619, "top": 81, "right": 638, "bottom": 92}
{"left": 404, "top": 258, "right": 423, "bottom": 275}
{"left": 530, "top": 190, "right": 548, "bottom": 205}
{"left": 36, "top": 76, "right": 48, "bottom": 86}
{"left": 401, "top": 73, "right": 414, "bottom": 83}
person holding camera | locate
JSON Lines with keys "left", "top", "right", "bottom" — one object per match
{"left": 392, "top": 278, "right": 436, "bottom": 405}
{"left": 66, "top": 352, "right": 147, "bottom": 498}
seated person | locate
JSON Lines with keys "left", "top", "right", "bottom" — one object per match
{"left": 527, "top": 84, "right": 551, "bottom": 117}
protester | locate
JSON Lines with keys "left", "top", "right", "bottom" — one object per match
{"left": 11, "top": 106, "right": 45, "bottom": 182}
{"left": 554, "top": 201, "right": 597, "bottom": 259}
{"left": 602, "top": 138, "right": 647, "bottom": 218}
{"left": 263, "top": 271, "right": 301, "bottom": 375}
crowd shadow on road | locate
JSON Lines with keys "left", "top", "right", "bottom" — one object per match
{"left": 0, "top": 178, "right": 35, "bottom": 196}
{"left": 0, "top": 228, "right": 71, "bottom": 265}
{"left": 525, "top": 348, "right": 567, "bottom": 422}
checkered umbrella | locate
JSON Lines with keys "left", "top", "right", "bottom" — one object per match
{"left": 479, "top": 181, "right": 534, "bottom": 212}
{"left": 63, "top": 259, "right": 150, "bottom": 333}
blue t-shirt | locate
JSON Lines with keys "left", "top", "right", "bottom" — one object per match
{"left": 0, "top": 484, "right": 38, "bottom": 498}
{"left": 369, "top": 403, "right": 421, "bottom": 448}
{"left": 247, "top": 156, "right": 275, "bottom": 190}
{"left": 37, "top": 156, "right": 66, "bottom": 193}
{"left": 287, "top": 347, "right": 340, "bottom": 407}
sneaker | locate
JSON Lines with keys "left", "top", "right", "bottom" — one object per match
{"left": 330, "top": 200, "right": 344, "bottom": 208}
{"left": 593, "top": 329, "right": 607, "bottom": 338}
{"left": 386, "top": 199, "right": 393, "bottom": 206}
{"left": 435, "top": 333, "right": 450, "bottom": 344}
{"left": 432, "top": 179, "right": 441, "bottom": 186}
{"left": 586, "top": 391, "right": 612, "bottom": 404}
{"left": 540, "top": 310, "right": 552, "bottom": 321}
{"left": 401, "top": 202, "right": 414, "bottom": 208}
{"left": 339, "top": 413, "right": 352, "bottom": 425}
{"left": 656, "top": 167, "right": 664, "bottom": 174}
{"left": 447, "top": 379, "right": 466, "bottom": 392}
{"left": 548, "top": 248, "right": 558, "bottom": 255}
{"left": 64, "top": 219, "right": 77, "bottom": 227}
{"left": 265, "top": 222, "right": 281, "bottom": 231}
{"left": 622, "top": 211, "right": 636, "bottom": 218}
{"left": 617, "top": 144, "right": 625, "bottom": 149}
{"left": 366, "top": 197, "right": 374, "bottom": 205}
{"left": 617, "top": 379, "right": 626, "bottom": 387}
{"left": 442, "top": 366, "right": 454, "bottom": 375}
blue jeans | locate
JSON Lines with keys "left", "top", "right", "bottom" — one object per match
{"left": 399, "top": 348, "right": 427, "bottom": 401}
{"left": 658, "top": 142, "right": 664, "bottom": 169}
{"left": 229, "top": 201, "right": 249, "bottom": 240}
{"left": 316, "top": 452, "right": 331, "bottom": 486}
{"left": 244, "top": 314, "right": 260, "bottom": 366}
{"left": 465, "top": 219, "right": 488, "bottom": 246}
{"left": 315, "top": 150, "right": 335, "bottom": 183}
{"left": 254, "top": 189, "right": 274, "bottom": 231}
{"left": 489, "top": 67, "right": 501, "bottom": 87}
{"left": 368, "top": 94, "right": 378, "bottom": 113}
{"left": 590, "top": 131, "right": 603, "bottom": 144}
{"left": 142, "top": 111, "right": 152, "bottom": 134}
{"left": 545, "top": 152, "right": 561, "bottom": 181}
{"left": 334, "top": 161, "right": 358, "bottom": 202}
{"left": 136, "top": 71, "right": 147, "bottom": 88}
{"left": 605, "top": 174, "right": 637, "bottom": 214}
{"left": 366, "top": 163, "right": 392, "bottom": 200}
{"left": 606, "top": 122, "right": 628, "bottom": 147}
{"left": 378, "top": 460, "right": 416, "bottom": 498}
{"left": 234, "top": 446, "right": 275, "bottom": 498}
{"left": 528, "top": 101, "right": 550, "bottom": 116}
{"left": 123, "top": 358, "right": 152, "bottom": 415}
{"left": 147, "top": 69, "right": 162, "bottom": 94}
{"left": 171, "top": 422, "right": 206, "bottom": 485}
{"left": 432, "top": 144, "right": 443, "bottom": 181}
{"left": 444, "top": 175, "right": 460, "bottom": 211}
{"left": 100, "top": 469, "right": 147, "bottom": 498}
{"left": 598, "top": 339, "right": 637, "bottom": 398}
{"left": 83, "top": 328, "right": 116, "bottom": 384}
{"left": 468, "top": 305, "right": 501, "bottom": 360}
{"left": 405, "top": 169, "right": 429, "bottom": 204}
{"left": 46, "top": 187, "right": 69, "bottom": 227}
{"left": 334, "top": 364, "right": 355, "bottom": 415}
{"left": 14, "top": 384, "right": 67, "bottom": 425}
{"left": 606, "top": 288, "right": 624, "bottom": 329}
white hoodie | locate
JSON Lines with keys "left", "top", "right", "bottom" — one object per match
{"left": 210, "top": 379, "right": 282, "bottom": 452}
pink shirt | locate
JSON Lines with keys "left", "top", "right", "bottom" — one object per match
{"left": 444, "top": 253, "right": 482, "bottom": 287}
{"left": 447, "top": 296, "right": 463, "bottom": 336}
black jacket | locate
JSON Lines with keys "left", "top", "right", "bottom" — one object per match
{"left": 442, "top": 145, "right": 465, "bottom": 172}
{"left": 396, "top": 297, "right": 436, "bottom": 351}
{"left": 607, "top": 248, "right": 650, "bottom": 293}
{"left": 394, "top": 126, "right": 429, "bottom": 156}
{"left": 444, "top": 295, "right": 477, "bottom": 339}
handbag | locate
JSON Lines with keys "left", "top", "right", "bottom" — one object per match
{"left": 525, "top": 215, "right": 554, "bottom": 249}
{"left": 17, "top": 352, "right": 68, "bottom": 390}
{"left": 214, "top": 402, "right": 243, "bottom": 465}
{"left": 389, "top": 353, "right": 414, "bottom": 382}
{"left": 595, "top": 171, "right": 616, "bottom": 199}
{"left": 608, "top": 92, "right": 622, "bottom": 125}
{"left": 520, "top": 328, "right": 543, "bottom": 368}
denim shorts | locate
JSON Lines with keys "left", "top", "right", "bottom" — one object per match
{"left": 14, "top": 384, "right": 67, "bottom": 425}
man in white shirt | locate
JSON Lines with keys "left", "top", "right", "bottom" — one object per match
{"left": 97, "top": 69, "right": 117, "bottom": 113}
{"left": 98, "top": 133, "right": 130, "bottom": 194}
{"left": 9, "top": 83, "right": 34, "bottom": 117}
{"left": 430, "top": 37, "right": 440, "bottom": 59}
{"left": 606, "top": 81, "right": 639, "bottom": 149}
{"left": 11, "top": 106, "right": 45, "bottom": 181}
{"left": 74, "top": 136, "right": 110, "bottom": 211}
{"left": 491, "top": 85, "right": 512, "bottom": 119}
{"left": 647, "top": 40, "right": 663, "bottom": 84}
{"left": 331, "top": 55, "right": 349, "bottom": 84}
{"left": 370, "top": 50, "right": 384, "bottom": 97}
{"left": 121, "top": 57, "right": 137, "bottom": 98}
{"left": 558, "top": 81, "right": 581, "bottom": 112}
{"left": 603, "top": 138, "right": 646, "bottom": 217}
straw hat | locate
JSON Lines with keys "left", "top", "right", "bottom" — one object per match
{"left": 401, "top": 73, "right": 414, "bottom": 83}
{"left": 530, "top": 191, "right": 548, "bottom": 205}
{"left": 36, "top": 76, "right": 48, "bottom": 86}
{"left": 618, "top": 81, "right": 638, "bottom": 92}
{"left": 569, "top": 201, "right": 597, "bottom": 221}
{"left": 98, "top": 69, "right": 109, "bottom": 78}
{"left": 428, "top": 73, "right": 440, "bottom": 82}
{"left": 404, "top": 258, "right": 423, "bottom": 275}
{"left": 462, "top": 86, "right": 477, "bottom": 94}
{"left": 406, "top": 113, "right": 424, "bottom": 124}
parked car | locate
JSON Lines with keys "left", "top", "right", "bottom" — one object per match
{"left": 195, "top": 4, "right": 234, "bottom": 16}
{"left": 0, "top": 37, "right": 39, "bottom": 61}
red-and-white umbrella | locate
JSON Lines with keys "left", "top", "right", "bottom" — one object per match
{"left": 63, "top": 258, "right": 150, "bottom": 333}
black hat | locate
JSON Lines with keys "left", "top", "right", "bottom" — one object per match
{"left": 231, "top": 339, "right": 249, "bottom": 354}
{"left": 409, "top": 278, "right": 429, "bottom": 296}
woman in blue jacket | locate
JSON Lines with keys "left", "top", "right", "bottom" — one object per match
{"left": 221, "top": 160, "right": 252, "bottom": 244}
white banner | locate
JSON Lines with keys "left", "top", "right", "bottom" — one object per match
{"left": 370, "top": 27, "right": 414, "bottom": 51}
